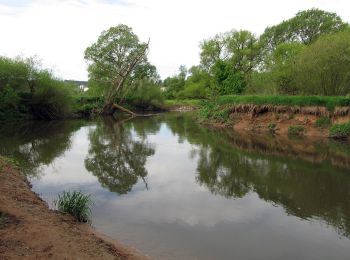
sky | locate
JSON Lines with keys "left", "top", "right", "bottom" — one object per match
{"left": 0, "top": 0, "right": 349, "bottom": 81}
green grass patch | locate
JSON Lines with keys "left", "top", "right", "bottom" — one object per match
{"left": 315, "top": 116, "right": 331, "bottom": 128}
{"left": 0, "top": 156, "right": 20, "bottom": 168}
{"left": 329, "top": 121, "right": 350, "bottom": 139}
{"left": 54, "top": 191, "right": 92, "bottom": 223}
{"left": 216, "top": 95, "right": 350, "bottom": 111}
{"left": 288, "top": 125, "right": 305, "bottom": 136}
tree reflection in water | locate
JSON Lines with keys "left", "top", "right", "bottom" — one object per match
{"left": 85, "top": 117, "right": 156, "bottom": 194}
{"left": 0, "top": 120, "right": 84, "bottom": 177}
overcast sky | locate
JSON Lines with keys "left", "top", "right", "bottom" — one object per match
{"left": 0, "top": 0, "right": 349, "bottom": 80}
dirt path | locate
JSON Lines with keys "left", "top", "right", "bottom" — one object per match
{"left": 0, "top": 159, "right": 150, "bottom": 260}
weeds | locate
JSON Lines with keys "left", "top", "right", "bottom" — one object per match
{"left": 329, "top": 121, "right": 350, "bottom": 139}
{"left": 288, "top": 125, "right": 305, "bottom": 136}
{"left": 268, "top": 123, "right": 277, "bottom": 133}
{"left": 315, "top": 116, "right": 331, "bottom": 128}
{"left": 54, "top": 191, "right": 92, "bottom": 223}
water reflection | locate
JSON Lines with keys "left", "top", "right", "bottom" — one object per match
{"left": 85, "top": 117, "right": 155, "bottom": 194}
{"left": 0, "top": 120, "right": 84, "bottom": 176}
{"left": 1, "top": 114, "right": 350, "bottom": 259}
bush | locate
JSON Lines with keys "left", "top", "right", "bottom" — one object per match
{"left": 288, "top": 125, "right": 305, "bottom": 135}
{"left": 126, "top": 80, "right": 164, "bottom": 108}
{"left": 315, "top": 116, "right": 331, "bottom": 128}
{"left": 329, "top": 121, "right": 350, "bottom": 138}
{"left": 54, "top": 191, "right": 92, "bottom": 223}
{"left": 31, "top": 73, "right": 74, "bottom": 119}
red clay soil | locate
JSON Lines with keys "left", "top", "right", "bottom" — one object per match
{"left": 0, "top": 159, "right": 150, "bottom": 260}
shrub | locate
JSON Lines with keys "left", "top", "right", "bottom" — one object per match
{"left": 329, "top": 121, "right": 350, "bottom": 138}
{"left": 288, "top": 125, "right": 305, "bottom": 135}
{"left": 54, "top": 191, "right": 92, "bottom": 223}
{"left": 315, "top": 116, "right": 331, "bottom": 128}
{"left": 31, "top": 74, "right": 74, "bottom": 120}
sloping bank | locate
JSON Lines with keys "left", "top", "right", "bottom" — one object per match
{"left": 197, "top": 95, "right": 350, "bottom": 139}
{"left": 0, "top": 158, "right": 150, "bottom": 260}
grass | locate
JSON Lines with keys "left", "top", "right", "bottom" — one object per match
{"left": 216, "top": 95, "right": 350, "bottom": 111}
{"left": 0, "top": 155, "right": 20, "bottom": 168}
{"left": 329, "top": 121, "right": 350, "bottom": 139}
{"left": 288, "top": 125, "right": 305, "bottom": 136}
{"left": 315, "top": 116, "right": 331, "bottom": 128}
{"left": 54, "top": 191, "right": 92, "bottom": 223}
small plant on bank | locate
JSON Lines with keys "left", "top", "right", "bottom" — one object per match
{"left": 268, "top": 123, "right": 277, "bottom": 133}
{"left": 54, "top": 191, "right": 92, "bottom": 223}
{"left": 315, "top": 116, "right": 331, "bottom": 128}
{"left": 288, "top": 125, "right": 305, "bottom": 136}
{"left": 329, "top": 121, "right": 350, "bottom": 139}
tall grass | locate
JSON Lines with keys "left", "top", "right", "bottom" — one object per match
{"left": 216, "top": 95, "right": 350, "bottom": 111}
{"left": 54, "top": 191, "right": 92, "bottom": 223}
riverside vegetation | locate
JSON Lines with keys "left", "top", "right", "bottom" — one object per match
{"left": 1, "top": 8, "right": 350, "bottom": 134}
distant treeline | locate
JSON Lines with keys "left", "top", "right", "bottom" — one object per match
{"left": 163, "top": 9, "right": 350, "bottom": 99}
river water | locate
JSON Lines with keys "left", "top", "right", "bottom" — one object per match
{"left": 1, "top": 113, "right": 350, "bottom": 259}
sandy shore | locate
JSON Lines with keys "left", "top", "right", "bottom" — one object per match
{"left": 0, "top": 158, "right": 151, "bottom": 260}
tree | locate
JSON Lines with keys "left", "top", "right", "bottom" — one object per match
{"left": 84, "top": 24, "right": 150, "bottom": 116}
{"left": 260, "top": 9, "right": 348, "bottom": 55}
{"left": 294, "top": 30, "right": 350, "bottom": 95}
{"left": 200, "top": 30, "right": 260, "bottom": 94}
{"left": 163, "top": 66, "right": 187, "bottom": 98}
{"left": 269, "top": 42, "right": 305, "bottom": 94}
{"left": 177, "top": 66, "right": 211, "bottom": 98}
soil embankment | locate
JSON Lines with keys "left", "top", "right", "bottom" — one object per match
{"left": 0, "top": 159, "right": 150, "bottom": 260}
{"left": 209, "top": 104, "right": 350, "bottom": 138}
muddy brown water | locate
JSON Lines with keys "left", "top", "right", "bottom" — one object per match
{"left": 1, "top": 113, "right": 350, "bottom": 260}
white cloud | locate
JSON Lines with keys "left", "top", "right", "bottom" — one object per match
{"left": 0, "top": 0, "right": 349, "bottom": 80}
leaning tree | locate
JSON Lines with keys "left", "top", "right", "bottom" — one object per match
{"left": 84, "top": 24, "right": 150, "bottom": 116}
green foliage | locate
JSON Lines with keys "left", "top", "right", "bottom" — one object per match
{"left": 163, "top": 66, "right": 187, "bottom": 98}
{"left": 125, "top": 79, "right": 164, "bottom": 108}
{"left": 294, "top": 30, "right": 350, "bottom": 96}
{"left": 84, "top": 24, "right": 155, "bottom": 106}
{"left": 268, "top": 123, "right": 276, "bottom": 132}
{"left": 216, "top": 95, "right": 350, "bottom": 110}
{"left": 212, "top": 60, "right": 245, "bottom": 95}
{"left": 54, "top": 191, "right": 92, "bottom": 223}
{"left": 197, "top": 102, "right": 231, "bottom": 123}
{"left": 260, "top": 8, "right": 348, "bottom": 53}
{"left": 0, "top": 55, "right": 76, "bottom": 121}
{"left": 329, "top": 122, "right": 350, "bottom": 138}
{"left": 268, "top": 43, "right": 305, "bottom": 94}
{"left": 31, "top": 72, "right": 74, "bottom": 119}
{"left": 245, "top": 72, "right": 276, "bottom": 95}
{"left": 315, "top": 117, "right": 331, "bottom": 128}
{"left": 177, "top": 66, "right": 210, "bottom": 98}
{"left": 288, "top": 125, "right": 305, "bottom": 135}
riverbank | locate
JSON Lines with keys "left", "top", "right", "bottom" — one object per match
{"left": 195, "top": 95, "right": 350, "bottom": 139}
{"left": 0, "top": 158, "right": 149, "bottom": 260}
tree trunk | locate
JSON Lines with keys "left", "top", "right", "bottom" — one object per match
{"left": 101, "top": 102, "right": 137, "bottom": 117}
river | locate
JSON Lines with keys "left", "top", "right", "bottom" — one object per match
{"left": 1, "top": 113, "right": 350, "bottom": 259}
